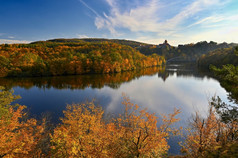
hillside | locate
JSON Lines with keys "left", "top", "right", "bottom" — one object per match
{"left": 138, "top": 41, "right": 236, "bottom": 60}
{"left": 198, "top": 46, "right": 238, "bottom": 103}
{"left": 198, "top": 46, "right": 238, "bottom": 69}
{"left": 32, "top": 38, "right": 237, "bottom": 61}
{"left": 0, "top": 41, "right": 165, "bottom": 77}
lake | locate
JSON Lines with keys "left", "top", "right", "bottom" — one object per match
{"left": 1, "top": 62, "right": 231, "bottom": 155}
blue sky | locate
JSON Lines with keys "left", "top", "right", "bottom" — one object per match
{"left": 0, "top": 0, "right": 238, "bottom": 45}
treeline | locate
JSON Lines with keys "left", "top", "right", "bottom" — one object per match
{"left": 198, "top": 46, "right": 238, "bottom": 69}
{"left": 211, "top": 64, "right": 238, "bottom": 104}
{"left": 197, "top": 46, "right": 238, "bottom": 102}
{"left": 45, "top": 38, "right": 150, "bottom": 48}
{"left": 139, "top": 41, "right": 236, "bottom": 60}
{"left": 0, "top": 42, "right": 165, "bottom": 77}
{"left": 173, "top": 41, "right": 236, "bottom": 60}
{"left": 29, "top": 38, "right": 237, "bottom": 61}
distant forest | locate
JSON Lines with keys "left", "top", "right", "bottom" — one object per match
{"left": 198, "top": 46, "right": 238, "bottom": 69}
{"left": 43, "top": 38, "right": 237, "bottom": 60}
{"left": 0, "top": 40, "right": 165, "bottom": 77}
{"left": 198, "top": 46, "right": 238, "bottom": 103}
{"left": 0, "top": 38, "right": 237, "bottom": 78}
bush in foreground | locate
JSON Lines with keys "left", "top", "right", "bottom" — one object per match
{"left": 50, "top": 96, "right": 180, "bottom": 157}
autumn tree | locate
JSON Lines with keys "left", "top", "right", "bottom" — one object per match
{"left": 0, "top": 55, "right": 10, "bottom": 77}
{"left": 0, "top": 42, "right": 165, "bottom": 77}
{"left": 181, "top": 97, "right": 238, "bottom": 158}
{"left": 110, "top": 95, "right": 181, "bottom": 157}
{"left": 50, "top": 101, "right": 110, "bottom": 157}
{"left": 0, "top": 87, "right": 45, "bottom": 157}
{"left": 50, "top": 95, "right": 180, "bottom": 158}
{"left": 181, "top": 107, "right": 219, "bottom": 157}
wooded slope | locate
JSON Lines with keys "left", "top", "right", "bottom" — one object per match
{"left": 0, "top": 41, "right": 165, "bottom": 77}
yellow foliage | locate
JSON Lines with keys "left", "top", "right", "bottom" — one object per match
{"left": 51, "top": 96, "right": 180, "bottom": 158}
{"left": 181, "top": 105, "right": 238, "bottom": 158}
{"left": 0, "top": 105, "right": 45, "bottom": 158}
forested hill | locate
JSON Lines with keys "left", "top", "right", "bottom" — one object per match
{"left": 31, "top": 38, "right": 237, "bottom": 61}
{"left": 137, "top": 41, "right": 237, "bottom": 60}
{"left": 198, "top": 46, "right": 238, "bottom": 104}
{"left": 34, "top": 38, "right": 237, "bottom": 61}
{"left": 32, "top": 38, "right": 151, "bottom": 48}
{"left": 198, "top": 46, "right": 238, "bottom": 69}
{"left": 0, "top": 41, "right": 165, "bottom": 77}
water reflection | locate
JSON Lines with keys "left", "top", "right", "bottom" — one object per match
{"left": 0, "top": 67, "right": 165, "bottom": 90}
{"left": 0, "top": 63, "right": 231, "bottom": 155}
{"left": 0, "top": 63, "right": 230, "bottom": 126}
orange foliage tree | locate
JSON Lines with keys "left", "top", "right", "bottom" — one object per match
{"left": 51, "top": 95, "right": 180, "bottom": 158}
{"left": 0, "top": 42, "right": 165, "bottom": 77}
{"left": 50, "top": 102, "right": 108, "bottom": 157}
{"left": 0, "top": 87, "right": 45, "bottom": 157}
{"left": 181, "top": 97, "right": 238, "bottom": 157}
{"left": 181, "top": 107, "right": 219, "bottom": 157}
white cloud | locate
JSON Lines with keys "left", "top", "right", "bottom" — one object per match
{"left": 8, "top": 36, "right": 15, "bottom": 39}
{"left": 95, "top": 0, "right": 226, "bottom": 36}
{"left": 78, "top": 0, "right": 100, "bottom": 17}
{"left": 95, "top": 0, "right": 161, "bottom": 34}
{"left": 187, "top": 26, "right": 238, "bottom": 44}
{"left": 136, "top": 36, "right": 165, "bottom": 45}
{"left": 76, "top": 34, "right": 89, "bottom": 38}
{"left": 173, "top": 13, "right": 238, "bottom": 44}
{"left": 187, "top": 14, "right": 235, "bottom": 29}
{"left": 79, "top": 0, "right": 236, "bottom": 45}
{"left": 96, "top": 72, "right": 229, "bottom": 122}
{"left": 0, "top": 39, "right": 31, "bottom": 44}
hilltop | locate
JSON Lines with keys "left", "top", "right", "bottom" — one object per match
{"left": 31, "top": 38, "right": 151, "bottom": 48}
{"left": 31, "top": 38, "right": 237, "bottom": 61}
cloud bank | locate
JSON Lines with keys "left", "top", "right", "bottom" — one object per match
{"left": 90, "top": 0, "right": 237, "bottom": 45}
{"left": 0, "top": 39, "right": 31, "bottom": 44}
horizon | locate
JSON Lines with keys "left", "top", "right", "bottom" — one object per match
{"left": 0, "top": 0, "right": 238, "bottom": 45}
{"left": 1, "top": 37, "right": 236, "bottom": 47}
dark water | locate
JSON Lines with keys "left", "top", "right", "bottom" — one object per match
{"left": 0, "top": 63, "right": 231, "bottom": 155}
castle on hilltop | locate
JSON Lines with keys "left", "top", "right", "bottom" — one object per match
{"left": 157, "top": 40, "right": 171, "bottom": 49}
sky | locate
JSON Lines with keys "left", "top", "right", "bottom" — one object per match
{"left": 0, "top": 0, "right": 238, "bottom": 45}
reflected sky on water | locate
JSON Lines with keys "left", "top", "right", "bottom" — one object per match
{"left": 2, "top": 63, "right": 231, "bottom": 155}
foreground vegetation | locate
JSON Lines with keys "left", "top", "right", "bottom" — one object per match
{"left": 181, "top": 96, "right": 238, "bottom": 157}
{"left": 0, "top": 87, "right": 45, "bottom": 157}
{"left": 188, "top": 46, "right": 238, "bottom": 157}
{"left": 1, "top": 87, "right": 237, "bottom": 157}
{"left": 0, "top": 42, "right": 165, "bottom": 77}
{"left": 0, "top": 88, "right": 180, "bottom": 157}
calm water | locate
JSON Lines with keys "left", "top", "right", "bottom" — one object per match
{"left": 1, "top": 63, "right": 231, "bottom": 154}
